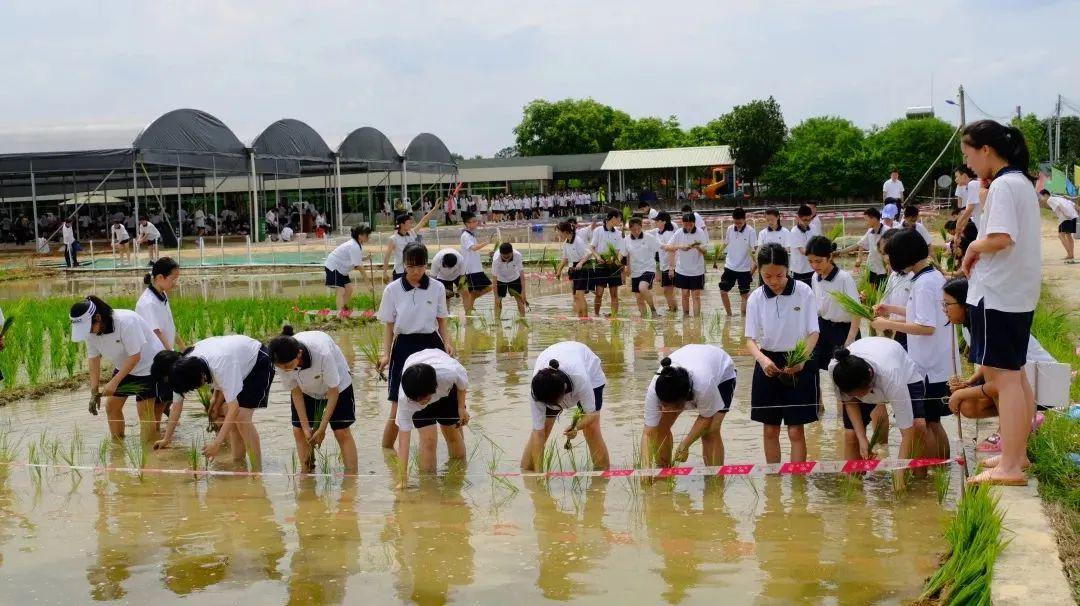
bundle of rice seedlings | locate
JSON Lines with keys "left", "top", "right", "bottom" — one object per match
{"left": 920, "top": 484, "right": 1005, "bottom": 604}
{"left": 785, "top": 339, "right": 812, "bottom": 370}
{"left": 710, "top": 243, "right": 726, "bottom": 268}
{"left": 826, "top": 222, "right": 845, "bottom": 242}
{"left": 356, "top": 333, "right": 387, "bottom": 381}
{"left": 829, "top": 290, "right": 876, "bottom": 323}
{"left": 599, "top": 243, "right": 620, "bottom": 266}
{"left": 563, "top": 405, "right": 585, "bottom": 450}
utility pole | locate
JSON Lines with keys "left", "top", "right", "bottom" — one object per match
{"left": 1054, "top": 94, "right": 1062, "bottom": 165}
{"left": 1016, "top": 106, "right": 1022, "bottom": 120}
{"left": 958, "top": 85, "right": 966, "bottom": 127}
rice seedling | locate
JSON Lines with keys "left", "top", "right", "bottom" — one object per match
{"left": 27, "top": 441, "right": 42, "bottom": 480}
{"left": 930, "top": 464, "right": 951, "bottom": 505}
{"left": 826, "top": 222, "right": 845, "bottom": 242}
{"left": 785, "top": 340, "right": 812, "bottom": 370}
{"left": 122, "top": 437, "right": 147, "bottom": 480}
{"left": 316, "top": 448, "right": 333, "bottom": 476}
{"left": 920, "top": 484, "right": 1006, "bottom": 605}
{"left": 0, "top": 428, "right": 21, "bottom": 466}
{"left": 186, "top": 435, "right": 204, "bottom": 472}
{"left": 564, "top": 406, "right": 585, "bottom": 450}
{"left": 838, "top": 472, "right": 861, "bottom": 501}
{"left": 867, "top": 416, "right": 889, "bottom": 455}
{"left": 356, "top": 332, "right": 387, "bottom": 381}
{"left": 709, "top": 242, "right": 726, "bottom": 269}
{"left": 599, "top": 243, "right": 621, "bottom": 267}
{"left": 829, "top": 290, "right": 876, "bottom": 323}
{"left": 96, "top": 438, "right": 110, "bottom": 468}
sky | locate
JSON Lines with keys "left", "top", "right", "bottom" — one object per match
{"left": 1, "top": 0, "right": 1078, "bottom": 157}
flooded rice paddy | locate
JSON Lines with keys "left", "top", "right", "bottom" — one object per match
{"left": 0, "top": 270, "right": 969, "bottom": 604}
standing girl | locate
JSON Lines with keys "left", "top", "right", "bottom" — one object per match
{"left": 668, "top": 212, "right": 709, "bottom": 317}
{"left": 71, "top": 296, "right": 165, "bottom": 442}
{"left": 394, "top": 348, "right": 469, "bottom": 488}
{"left": 756, "top": 208, "right": 788, "bottom": 252}
{"left": 158, "top": 334, "right": 274, "bottom": 467}
{"left": 959, "top": 120, "right": 1041, "bottom": 485}
{"left": 806, "top": 236, "right": 861, "bottom": 374}
{"left": 136, "top": 257, "right": 182, "bottom": 352}
{"left": 786, "top": 205, "right": 814, "bottom": 286}
{"left": 744, "top": 243, "right": 820, "bottom": 463}
{"left": 268, "top": 327, "right": 358, "bottom": 474}
{"left": 459, "top": 211, "right": 495, "bottom": 315}
{"left": 642, "top": 344, "right": 737, "bottom": 467}
{"left": 872, "top": 229, "right": 960, "bottom": 459}
{"left": 719, "top": 207, "right": 757, "bottom": 316}
{"left": 622, "top": 217, "right": 661, "bottom": 318}
{"left": 521, "top": 341, "right": 610, "bottom": 471}
{"left": 554, "top": 220, "right": 592, "bottom": 318}
{"left": 654, "top": 212, "right": 679, "bottom": 314}
{"left": 877, "top": 229, "right": 912, "bottom": 349}
{"left": 589, "top": 209, "right": 625, "bottom": 317}
{"left": 324, "top": 224, "right": 373, "bottom": 313}
{"left": 376, "top": 242, "right": 451, "bottom": 449}
{"left": 383, "top": 205, "right": 439, "bottom": 282}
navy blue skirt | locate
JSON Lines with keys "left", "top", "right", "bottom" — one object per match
{"left": 814, "top": 318, "right": 858, "bottom": 372}
{"left": 750, "top": 349, "right": 820, "bottom": 426}
{"left": 387, "top": 332, "right": 445, "bottom": 401}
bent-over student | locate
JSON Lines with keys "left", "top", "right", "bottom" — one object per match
{"left": 430, "top": 247, "right": 466, "bottom": 306}
{"left": 394, "top": 348, "right": 469, "bottom": 488}
{"left": 642, "top": 344, "right": 736, "bottom": 467}
{"left": 491, "top": 242, "right": 527, "bottom": 319}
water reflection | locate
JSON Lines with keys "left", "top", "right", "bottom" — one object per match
{"left": 286, "top": 477, "right": 362, "bottom": 605}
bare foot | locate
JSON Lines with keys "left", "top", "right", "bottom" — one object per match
{"left": 966, "top": 467, "right": 1027, "bottom": 486}
{"left": 982, "top": 454, "right": 1030, "bottom": 469}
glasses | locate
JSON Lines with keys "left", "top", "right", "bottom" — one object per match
{"left": 941, "top": 301, "right": 962, "bottom": 310}
{"left": 405, "top": 264, "right": 427, "bottom": 270}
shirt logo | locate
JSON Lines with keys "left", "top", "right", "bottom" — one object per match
{"left": 793, "top": 307, "right": 801, "bottom": 312}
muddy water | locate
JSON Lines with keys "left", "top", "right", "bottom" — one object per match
{"left": 0, "top": 272, "right": 961, "bottom": 605}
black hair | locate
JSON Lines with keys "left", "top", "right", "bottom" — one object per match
{"left": 401, "top": 363, "right": 439, "bottom": 401}
{"left": 267, "top": 325, "right": 302, "bottom": 364}
{"left": 903, "top": 204, "right": 919, "bottom": 219}
{"left": 70, "top": 295, "right": 115, "bottom": 334}
{"left": 150, "top": 349, "right": 183, "bottom": 383}
{"left": 499, "top": 242, "right": 513, "bottom": 255}
{"left": 765, "top": 207, "right": 780, "bottom": 218}
{"left": 950, "top": 207, "right": 961, "bottom": 216}
{"left": 144, "top": 256, "right": 179, "bottom": 286}
{"left": 654, "top": 357, "right": 693, "bottom": 406}
{"left": 1039, "top": 189, "right": 1051, "bottom": 197}
{"left": 605, "top": 209, "right": 621, "bottom": 222}
{"left": 796, "top": 204, "right": 813, "bottom": 218}
{"left": 962, "top": 119, "right": 1035, "bottom": 182}
{"left": 170, "top": 355, "right": 210, "bottom": 394}
{"left": 402, "top": 241, "right": 428, "bottom": 267}
{"left": 557, "top": 221, "right": 575, "bottom": 241}
{"left": 955, "top": 165, "right": 977, "bottom": 179}
{"left": 864, "top": 207, "right": 881, "bottom": 220}
{"left": 732, "top": 207, "right": 746, "bottom": 220}
{"left": 884, "top": 228, "right": 929, "bottom": 271}
{"left": 461, "top": 211, "right": 477, "bottom": 223}
{"left": 531, "top": 359, "right": 572, "bottom": 405}
{"left": 680, "top": 204, "right": 693, "bottom": 213}
{"left": 756, "top": 242, "right": 789, "bottom": 268}
{"left": 943, "top": 277, "right": 968, "bottom": 318}
{"left": 637, "top": 201, "right": 650, "bottom": 209}
{"left": 890, "top": 168, "right": 899, "bottom": 175}
{"left": 350, "top": 223, "right": 373, "bottom": 241}
{"left": 441, "top": 252, "right": 458, "bottom": 267}
{"left": 681, "top": 212, "right": 696, "bottom": 225}
{"left": 628, "top": 217, "right": 643, "bottom": 228}
{"left": 394, "top": 213, "right": 412, "bottom": 227}
{"left": 805, "top": 235, "right": 836, "bottom": 257}
{"left": 656, "top": 211, "right": 674, "bottom": 233}
{"left": 831, "top": 348, "right": 874, "bottom": 394}
{"left": 944, "top": 220, "right": 957, "bottom": 232}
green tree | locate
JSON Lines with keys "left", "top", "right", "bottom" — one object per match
{"left": 1011, "top": 113, "right": 1047, "bottom": 172}
{"left": 761, "top": 116, "right": 871, "bottom": 199}
{"left": 513, "top": 98, "right": 631, "bottom": 156}
{"left": 1050, "top": 115, "right": 1080, "bottom": 176}
{"left": 612, "top": 115, "right": 686, "bottom": 150}
{"left": 865, "top": 117, "right": 960, "bottom": 199}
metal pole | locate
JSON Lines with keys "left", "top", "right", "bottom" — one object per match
{"left": 30, "top": 165, "right": 39, "bottom": 243}
{"left": 1055, "top": 94, "right": 1062, "bottom": 165}
{"left": 248, "top": 152, "right": 259, "bottom": 242}
{"left": 176, "top": 159, "right": 183, "bottom": 262}
{"left": 212, "top": 158, "right": 219, "bottom": 237}
{"left": 402, "top": 160, "right": 409, "bottom": 212}
{"left": 335, "top": 157, "right": 344, "bottom": 234}
{"left": 132, "top": 160, "right": 140, "bottom": 261}
{"left": 958, "top": 85, "right": 966, "bottom": 128}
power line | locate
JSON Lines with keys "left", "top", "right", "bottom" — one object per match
{"left": 962, "top": 92, "right": 1014, "bottom": 121}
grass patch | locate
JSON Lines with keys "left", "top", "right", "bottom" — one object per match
{"left": 920, "top": 484, "right": 1007, "bottom": 605}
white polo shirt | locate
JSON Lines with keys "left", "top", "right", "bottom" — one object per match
{"left": 135, "top": 287, "right": 176, "bottom": 349}
{"left": 671, "top": 227, "right": 709, "bottom": 276}
{"left": 389, "top": 231, "right": 417, "bottom": 273}
{"left": 459, "top": 230, "right": 484, "bottom": 274}
{"left": 644, "top": 344, "right": 736, "bottom": 427}
{"left": 813, "top": 266, "right": 860, "bottom": 323}
{"left": 1047, "top": 196, "right": 1078, "bottom": 222}
{"left": 376, "top": 275, "right": 448, "bottom": 334}
{"left": 590, "top": 227, "right": 625, "bottom": 258}
{"left": 138, "top": 222, "right": 161, "bottom": 242}
{"left": 395, "top": 349, "right": 469, "bottom": 431}
{"left": 280, "top": 226, "right": 294, "bottom": 242}
{"left": 724, "top": 224, "right": 757, "bottom": 272}
{"left": 562, "top": 234, "right": 590, "bottom": 266}
{"left": 857, "top": 226, "right": 887, "bottom": 274}
{"left": 758, "top": 226, "right": 788, "bottom": 248}
{"left": 744, "top": 279, "right": 820, "bottom": 352}
{"left": 883, "top": 271, "right": 912, "bottom": 321}
{"left": 325, "top": 239, "right": 365, "bottom": 276}
{"left": 904, "top": 221, "right": 933, "bottom": 245}
{"left": 692, "top": 212, "right": 709, "bottom": 241}
{"left": 967, "top": 169, "right": 1042, "bottom": 313}
{"left": 85, "top": 309, "right": 164, "bottom": 377}
{"left": 786, "top": 226, "right": 813, "bottom": 274}
{"left": 531, "top": 341, "right": 606, "bottom": 431}
{"left": 656, "top": 229, "right": 677, "bottom": 272}
{"left": 430, "top": 248, "right": 465, "bottom": 282}
{"left": 883, "top": 179, "right": 905, "bottom": 199}
{"left": 828, "top": 336, "right": 921, "bottom": 430}
{"left": 61, "top": 224, "right": 75, "bottom": 245}
{"left": 277, "top": 331, "right": 352, "bottom": 398}
{"left": 187, "top": 335, "right": 261, "bottom": 403}
{"left": 905, "top": 266, "right": 960, "bottom": 383}
{"left": 491, "top": 249, "right": 524, "bottom": 283}
{"left": 966, "top": 179, "right": 983, "bottom": 230}
{"left": 111, "top": 224, "right": 130, "bottom": 244}
{"left": 624, "top": 232, "right": 661, "bottom": 278}
{"left": 808, "top": 215, "right": 823, "bottom": 237}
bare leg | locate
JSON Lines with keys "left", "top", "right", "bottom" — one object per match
{"left": 334, "top": 427, "right": 358, "bottom": 474}
{"left": 681, "top": 289, "right": 691, "bottom": 317}
{"left": 969, "top": 367, "right": 1029, "bottom": 483}
{"left": 440, "top": 424, "right": 466, "bottom": 460}
{"left": 105, "top": 396, "right": 127, "bottom": 439}
{"left": 293, "top": 426, "right": 314, "bottom": 473}
{"left": 739, "top": 291, "right": 750, "bottom": 316}
{"left": 382, "top": 401, "right": 399, "bottom": 449}
{"left": 843, "top": 429, "right": 859, "bottom": 460}
{"left": 721, "top": 290, "right": 733, "bottom": 315}
{"left": 643, "top": 411, "right": 679, "bottom": 467}
{"left": 641, "top": 282, "right": 657, "bottom": 315}
{"left": 788, "top": 425, "right": 807, "bottom": 462}
{"left": 763, "top": 424, "right": 782, "bottom": 464}
{"left": 871, "top": 404, "right": 890, "bottom": 444}
{"left": 417, "top": 425, "right": 438, "bottom": 473}
{"left": 514, "top": 293, "right": 527, "bottom": 317}
{"left": 582, "top": 420, "right": 610, "bottom": 470}
{"left": 700, "top": 414, "right": 726, "bottom": 465}
{"left": 691, "top": 291, "right": 702, "bottom": 317}
{"left": 136, "top": 397, "right": 157, "bottom": 444}
{"left": 609, "top": 286, "right": 619, "bottom": 316}
{"left": 234, "top": 407, "right": 261, "bottom": 470}
{"left": 593, "top": 287, "right": 604, "bottom": 316}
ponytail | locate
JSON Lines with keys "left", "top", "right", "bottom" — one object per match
{"left": 654, "top": 357, "right": 693, "bottom": 406}
{"left": 531, "top": 359, "right": 572, "bottom": 405}
{"left": 145, "top": 257, "right": 179, "bottom": 286}
{"left": 830, "top": 348, "right": 874, "bottom": 395}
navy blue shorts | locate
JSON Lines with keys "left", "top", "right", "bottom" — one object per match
{"left": 496, "top": 278, "right": 523, "bottom": 298}
{"left": 236, "top": 347, "right": 274, "bottom": 409}
{"left": 719, "top": 268, "right": 753, "bottom": 294}
{"left": 631, "top": 272, "right": 655, "bottom": 293}
{"left": 1059, "top": 218, "right": 1076, "bottom": 234}
{"left": 110, "top": 370, "right": 158, "bottom": 402}
{"left": 324, "top": 267, "right": 350, "bottom": 288}
{"left": 907, "top": 380, "right": 928, "bottom": 420}
{"left": 545, "top": 385, "right": 605, "bottom": 419}
{"left": 569, "top": 268, "right": 592, "bottom": 293}
{"left": 659, "top": 270, "right": 675, "bottom": 288}
{"left": 893, "top": 331, "right": 908, "bottom": 351}
{"left": 922, "top": 379, "right": 952, "bottom": 424}
{"left": 291, "top": 385, "right": 356, "bottom": 430}
{"left": 436, "top": 277, "right": 457, "bottom": 293}
{"left": 968, "top": 298, "right": 1033, "bottom": 371}
{"left": 412, "top": 385, "right": 461, "bottom": 429}
{"left": 464, "top": 271, "right": 492, "bottom": 292}
{"left": 387, "top": 332, "right": 445, "bottom": 401}
{"left": 673, "top": 272, "right": 705, "bottom": 291}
